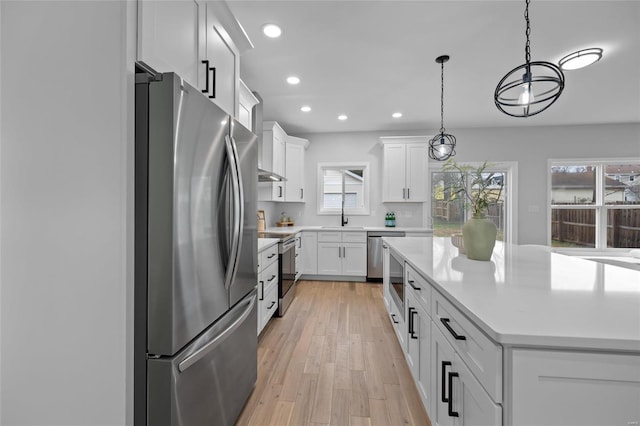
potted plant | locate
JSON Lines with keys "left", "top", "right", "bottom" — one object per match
{"left": 442, "top": 159, "right": 504, "bottom": 261}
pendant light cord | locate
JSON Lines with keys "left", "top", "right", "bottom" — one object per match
{"left": 524, "top": 0, "right": 531, "bottom": 65}
{"left": 439, "top": 60, "right": 445, "bottom": 134}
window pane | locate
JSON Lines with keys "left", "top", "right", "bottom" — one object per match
{"left": 605, "top": 164, "right": 640, "bottom": 205}
{"left": 551, "top": 208, "right": 596, "bottom": 248}
{"left": 344, "top": 170, "right": 364, "bottom": 209}
{"left": 323, "top": 193, "right": 342, "bottom": 209}
{"left": 551, "top": 166, "right": 596, "bottom": 205}
{"left": 607, "top": 208, "right": 640, "bottom": 248}
{"left": 321, "top": 167, "right": 365, "bottom": 211}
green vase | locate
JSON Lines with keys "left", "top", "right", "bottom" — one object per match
{"left": 462, "top": 215, "right": 497, "bottom": 261}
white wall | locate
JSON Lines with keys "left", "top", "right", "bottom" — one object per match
{"left": 260, "top": 123, "right": 639, "bottom": 243}
{"left": 0, "top": 2, "right": 135, "bottom": 424}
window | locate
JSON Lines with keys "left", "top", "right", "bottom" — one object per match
{"left": 549, "top": 159, "right": 640, "bottom": 249}
{"left": 317, "top": 163, "right": 370, "bottom": 215}
{"left": 430, "top": 162, "right": 517, "bottom": 244}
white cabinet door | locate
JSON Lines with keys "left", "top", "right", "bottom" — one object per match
{"left": 204, "top": 3, "right": 238, "bottom": 116}
{"left": 238, "top": 79, "right": 258, "bottom": 130}
{"left": 317, "top": 242, "right": 341, "bottom": 275}
{"left": 301, "top": 231, "right": 318, "bottom": 275}
{"left": 341, "top": 243, "right": 366, "bottom": 276}
{"left": 138, "top": 0, "right": 205, "bottom": 89}
{"left": 511, "top": 349, "right": 640, "bottom": 426}
{"left": 406, "top": 143, "right": 428, "bottom": 201}
{"left": 453, "top": 354, "right": 502, "bottom": 426}
{"left": 432, "top": 325, "right": 457, "bottom": 426}
{"left": 271, "top": 129, "right": 286, "bottom": 201}
{"left": 382, "top": 143, "right": 406, "bottom": 202}
{"left": 406, "top": 290, "right": 431, "bottom": 409}
{"left": 285, "top": 141, "right": 305, "bottom": 202}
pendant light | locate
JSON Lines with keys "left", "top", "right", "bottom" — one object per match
{"left": 494, "top": 0, "right": 565, "bottom": 117}
{"left": 429, "top": 55, "right": 456, "bottom": 161}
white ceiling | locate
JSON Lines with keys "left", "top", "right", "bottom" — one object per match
{"left": 228, "top": 0, "right": 640, "bottom": 135}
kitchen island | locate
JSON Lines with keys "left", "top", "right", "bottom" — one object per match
{"left": 382, "top": 236, "right": 640, "bottom": 426}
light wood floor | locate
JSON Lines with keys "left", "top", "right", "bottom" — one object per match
{"left": 236, "top": 280, "right": 432, "bottom": 426}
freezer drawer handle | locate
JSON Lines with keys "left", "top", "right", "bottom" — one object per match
{"left": 441, "top": 318, "right": 466, "bottom": 340}
{"left": 178, "top": 295, "right": 256, "bottom": 373}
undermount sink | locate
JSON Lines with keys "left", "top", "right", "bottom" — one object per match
{"left": 321, "top": 226, "right": 364, "bottom": 229}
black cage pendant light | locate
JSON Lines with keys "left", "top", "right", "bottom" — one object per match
{"left": 494, "top": 0, "right": 565, "bottom": 117}
{"left": 429, "top": 55, "right": 456, "bottom": 161}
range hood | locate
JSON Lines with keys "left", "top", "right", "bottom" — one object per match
{"left": 258, "top": 168, "right": 286, "bottom": 182}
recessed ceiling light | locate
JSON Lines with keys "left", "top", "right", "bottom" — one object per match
{"left": 286, "top": 76, "right": 300, "bottom": 85}
{"left": 559, "top": 48, "right": 603, "bottom": 70}
{"left": 300, "top": 106, "right": 311, "bottom": 112}
{"left": 392, "top": 112, "right": 403, "bottom": 118}
{"left": 262, "top": 24, "right": 282, "bottom": 38}
{"left": 338, "top": 115, "right": 348, "bottom": 121}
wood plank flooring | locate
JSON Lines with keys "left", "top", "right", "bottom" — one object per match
{"left": 236, "top": 280, "right": 431, "bottom": 426}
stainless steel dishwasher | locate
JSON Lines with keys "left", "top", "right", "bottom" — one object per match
{"left": 367, "top": 231, "right": 405, "bottom": 281}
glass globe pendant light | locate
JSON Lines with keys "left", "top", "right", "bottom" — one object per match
{"left": 429, "top": 55, "right": 456, "bottom": 161}
{"left": 494, "top": 0, "right": 565, "bottom": 117}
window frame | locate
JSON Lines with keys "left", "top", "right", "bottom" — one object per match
{"left": 427, "top": 161, "right": 518, "bottom": 245}
{"left": 316, "top": 162, "right": 370, "bottom": 216}
{"left": 547, "top": 157, "right": 640, "bottom": 250}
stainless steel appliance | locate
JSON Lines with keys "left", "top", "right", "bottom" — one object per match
{"left": 388, "top": 249, "right": 405, "bottom": 315}
{"left": 258, "top": 232, "right": 296, "bottom": 316}
{"left": 134, "top": 69, "right": 258, "bottom": 426}
{"left": 367, "top": 231, "right": 405, "bottom": 280}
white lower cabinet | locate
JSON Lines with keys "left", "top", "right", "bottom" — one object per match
{"left": 300, "top": 231, "right": 318, "bottom": 275}
{"left": 316, "top": 231, "right": 366, "bottom": 277}
{"left": 405, "top": 289, "right": 431, "bottom": 409}
{"left": 432, "top": 326, "right": 502, "bottom": 426}
{"left": 257, "top": 244, "right": 279, "bottom": 335}
{"left": 510, "top": 349, "right": 640, "bottom": 426}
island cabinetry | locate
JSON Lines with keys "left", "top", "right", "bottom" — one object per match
{"left": 257, "top": 243, "right": 279, "bottom": 334}
{"left": 404, "top": 267, "right": 432, "bottom": 410}
{"left": 380, "top": 137, "right": 428, "bottom": 202}
{"left": 509, "top": 349, "right": 640, "bottom": 425}
{"left": 137, "top": 0, "right": 251, "bottom": 116}
{"left": 317, "top": 231, "right": 367, "bottom": 276}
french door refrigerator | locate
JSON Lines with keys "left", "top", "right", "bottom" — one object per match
{"left": 134, "top": 70, "right": 258, "bottom": 426}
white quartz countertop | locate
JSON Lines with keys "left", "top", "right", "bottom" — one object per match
{"left": 262, "top": 226, "right": 432, "bottom": 234}
{"left": 258, "top": 238, "right": 279, "bottom": 252}
{"left": 383, "top": 236, "right": 640, "bottom": 352}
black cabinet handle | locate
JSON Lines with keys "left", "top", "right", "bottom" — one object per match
{"left": 441, "top": 318, "right": 466, "bottom": 340}
{"left": 441, "top": 361, "right": 451, "bottom": 403}
{"left": 200, "top": 60, "right": 216, "bottom": 99}
{"left": 407, "top": 187, "right": 410, "bottom": 199}
{"left": 408, "top": 307, "right": 418, "bottom": 339}
{"left": 390, "top": 313, "right": 399, "bottom": 324}
{"left": 408, "top": 279, "right": 421, "bottom": 291}
{"left": 268, "top": 274, "right": 276, "bottom": 282}
{"left": 300, "top": 188, "right": 304, "bottom": 199}
{"left": 267, "top": 301, "right": 276, "bottom": 309}
{"left": 259, "top": 280, "right": 264, "bottom": 301}
{"left": 447, "top": 371, "right": 460, "bottom": 417}
{"left": 267, "top": 253, "right": 276, "bottom": 259}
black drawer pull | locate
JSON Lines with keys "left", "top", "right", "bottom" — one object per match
{"left": 441, "top": 361, "right": 451, "bottom": 403}
{"left": 267, "top": 275, "right": 276, "bottom": 282}
{"left": 259, "top": 280, "right": 264, "bottom": 301}
{"left": 267, "top": 253, "right": 276, "bottom": 259}
{"left": 408, "top": 279, "right": 421, "bottom": 291}
{"left": 447, "top": 371, "right": 460, "bottom": 417}
{"left": 390, "top": 313, "right": 399, "bottom": 324}
{"left": 267, "top": 301, "right": 276, "bottom": 309}
{"left": 441, "top": 318, "right": 466, "bottom": 340}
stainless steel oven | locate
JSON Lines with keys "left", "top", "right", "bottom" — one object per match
{"left": 389, "top": 250, "right": 404, "bottom": 315}
{"left": 278, "top": 235, "right": 296, "bottom": 316}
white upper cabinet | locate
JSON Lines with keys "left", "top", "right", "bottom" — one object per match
{"left": 238, "top": 79, "right": 259, "bottom": 130}
{"left": 137, "top": 0, "right": 252, "bottom": 116}
{"left": 138, "top": 0, "right": 205, "bottom": 88}
{"left": 260, "top": 121, "right": 286, "bottom": 202}
{"left": 380, "top": 137, "right": 429, "bottom": 202}
{"left": 284, "top": 136, "right": 308, "bottom": 202}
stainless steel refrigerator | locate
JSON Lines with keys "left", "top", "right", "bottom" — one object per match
{"left": 134, "top": 70, "right": 258, "bottom": 426}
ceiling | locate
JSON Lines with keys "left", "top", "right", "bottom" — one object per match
{"left": 228, "top": 0, "right": 640, "bottom": 135}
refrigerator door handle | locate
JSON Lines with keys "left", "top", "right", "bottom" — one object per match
{"left": 223, "top": 134, "right": 242, "bottom": 291}
{"left": 178, "top": 294, "right": 256, "bottom": 373}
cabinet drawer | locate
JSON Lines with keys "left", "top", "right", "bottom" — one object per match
{"left": 433, "top": 291, "right": 502, "bottom": 403}
{"left": 405, "top": 264, "right": 431, "bottom": 316}
{"left": 258, "top": 261, "right": 278, "bottom": 299}
{"left": 259, "top": 245, "right": 279, "bottom": 271}
{"left": 317, "top": 231, "right": 341, "bottom": 242}
{"left": 258, "top": 280, "right": 279, "bottom": 334}
{"left": 342, "top": 231, "right": 366, "bottom": 243}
